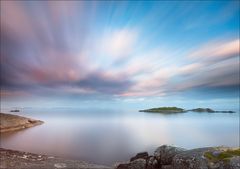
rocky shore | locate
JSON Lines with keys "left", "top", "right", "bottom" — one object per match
{"left": 115, "top": 145, "right": 240, "bottom": 169}
{"left": 0, "top": 148, "right": 111, "bottom": 169}
{"left": 0, "top": 113, "right": 43, "bottom": 133}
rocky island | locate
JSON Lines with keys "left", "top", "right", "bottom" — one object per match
{"left": 0, "top": 112, "right": 44, "bottom": 133}
{"left": 139, "top": 107, "right": 185, "bottom": 113}
{"left": 139, "top": 107, "right": 235, "bottom": 114}
{"left": 189, "top": 108, "right": 235, "bottom": 113}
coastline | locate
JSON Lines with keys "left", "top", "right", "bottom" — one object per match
{"left": 0, "top": 112, "right": 44, "bottom": 133}
{"left": 1, "top": 146, "right": 239, "bottom": 169}
{"left": 0, "top": 148, "right": 111, "bottom": 169}
{"left": 116, "top": 145, "right": 240, "bottom": 169}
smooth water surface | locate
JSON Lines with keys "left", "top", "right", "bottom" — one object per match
{"left": 0, "top": 108, "right": 239, "bottom": 165}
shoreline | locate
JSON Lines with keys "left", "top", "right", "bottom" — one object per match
{"left": 0, "top": 148, "right": 111, "bottom": 169}
{"left": 1, "top": 146, "right": 239, "bottom": 169}
{"left": 0, "top": 112, "right": 44, "bottom": 133}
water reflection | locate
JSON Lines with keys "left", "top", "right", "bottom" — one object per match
{"left": 0, "top": 108, "right": 239, "bottom": 165}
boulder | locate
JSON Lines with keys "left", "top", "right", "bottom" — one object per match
{"left": 172, "top": 147, "right": 214, "bottom": 169}
{"left": 116, "top": 163, "right": 130, "bottom": 169}
{"left": 129, "top": 159, "right": 146, "bottom": 169}
{"left": 154, "top": 145, "right": 185, "bottom": 165}
{"left": 116, "top": 159, "right": 146, "bottom": 169}
{"left": 229, "top": 156, "right": 240, "bottom": 169}
{"left": 146, "top": 156, "right": 158, "bottom": 169}
{"left": 130, "top": 152, "right": 149, "bottom": 162}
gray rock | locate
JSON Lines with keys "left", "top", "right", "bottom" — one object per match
{"left": 162, "top": 165, "right": 173, "bottom": 169}
{"left": 129, "top": 159, "right": 146, "bottom": 169}
{"left": 116, "top": 159, "right": 146, "bottom": 169}
{"left": 229, "top": 156, "right": 240, "bottom": 169}
{"left": 154, "top": 145, "right": 185, "bottom": 165}
{"left": 130, "top": 152, "right": 149, "bottom": 162}
{"left": 116, "top": 163, "right": 129, "bottom": 169}
{"left": 146, "top": 156, "right": 158, "bottom": 169}
{"left": 172, "top": 147, "right": 214, "bottom": 169}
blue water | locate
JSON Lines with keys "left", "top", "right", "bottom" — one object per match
{"left": 0, "top": 108, "right": 239, "bottom": 165}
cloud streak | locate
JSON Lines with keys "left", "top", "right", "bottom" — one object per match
{"left": 0, "top": 1, "right": 239, "bottom": 104}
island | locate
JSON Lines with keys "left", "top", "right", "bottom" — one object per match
{"left": 139, "top": 107, "right": 186, "bottom": 113}
{"left": 10, "top": 109, "right": 20, "bottom": 112}
{"left": 190, "top": 108, "right": 235, "bottom": 113}
{"left": 0, "top": 112, "right": 44, "bottom": 133}
{"left": 139, "top": 107, "right": 235, "bottom": 113}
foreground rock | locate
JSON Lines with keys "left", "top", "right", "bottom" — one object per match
{"left": 0, "top": 113, "right": 43, "bottom": 133}
{"left": 115, "top": 145, "right": 240, "bottom": 169}
{"left": 0, "top": 148, "right": 111, "bottom": 169}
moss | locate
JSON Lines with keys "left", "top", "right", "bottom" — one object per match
{"left": 204, "top": 149, "right": 240, "bottom": 163}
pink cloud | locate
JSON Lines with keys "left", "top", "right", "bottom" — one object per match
{"left": 189, "top": 39, "right": 239, "bottom": 61}
{"left": 0, "top": 1, "right": 35, "bottom": 38}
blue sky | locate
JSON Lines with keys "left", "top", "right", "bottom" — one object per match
{"left": 1, "top": 1, "right": 239, "bottom": 109}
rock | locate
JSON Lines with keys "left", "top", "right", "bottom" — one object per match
{"left": 116, "top": 163, "right": 129, "bottom": 169}
{"left": 162, "top": 165, "right": 173, "bottom": 169}
{"left": 129, "top": 159, "right": 146, "bottom": 169}
{"left": 146, "top": 156, "right": 158, "bottom": 169}
{"left": 130, "top": 152, "right": 149, "bottom": 162}
{"left": 116, "top": 146, "right": 239, "bottom": 169}
{"left": 0, "top": 112, "right": 44, "bottom": 133}
{"left": 172, "top": 147, "right": 214, "bottom": 169}
{"left": 229, "top": 156, "right": 240, "bottom": 169}
{"left": 116, "top": 159, "right": 146, "bottom": 169}
{"left": 154, "top": 145, "right": 185, "bottom": 165}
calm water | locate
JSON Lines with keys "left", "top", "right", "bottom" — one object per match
{"left": 0, "top": 108, "right": 239, "bottom": 165}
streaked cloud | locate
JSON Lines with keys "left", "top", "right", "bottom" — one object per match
{"left": 0, "top": 1, "right": 239, "bottom": 106}
{"left": 189, "top": 39, "right": 239, "bottom": 61}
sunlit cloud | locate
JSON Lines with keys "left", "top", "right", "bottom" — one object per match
{"left": 189, "top": 39, "right": 239, "bottom": 61}
{"left": 101, "top": 29, "right": 138, "bottom": 59}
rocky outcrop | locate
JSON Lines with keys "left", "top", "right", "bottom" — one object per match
{"left": 154, "top": 145, "right": 186, "bottom": 166}
{"left": 0, "top": 112, "right": 44, "bottom": 133}
{"left": 115, "top": 145, "right": 240, "bottom": 169}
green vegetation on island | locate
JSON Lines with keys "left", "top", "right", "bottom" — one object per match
{"left": 139, "top": 107, "right": 235, "bottom": 113}
{"left": 139, "top": 107, "right": 185, "bottom": 113}
{"left": 190, "top": 108, "right": 235, "bottom": 113}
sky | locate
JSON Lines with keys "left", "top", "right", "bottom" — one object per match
{"left": 1, "top": 1, "right": 239, "bottom": 110}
